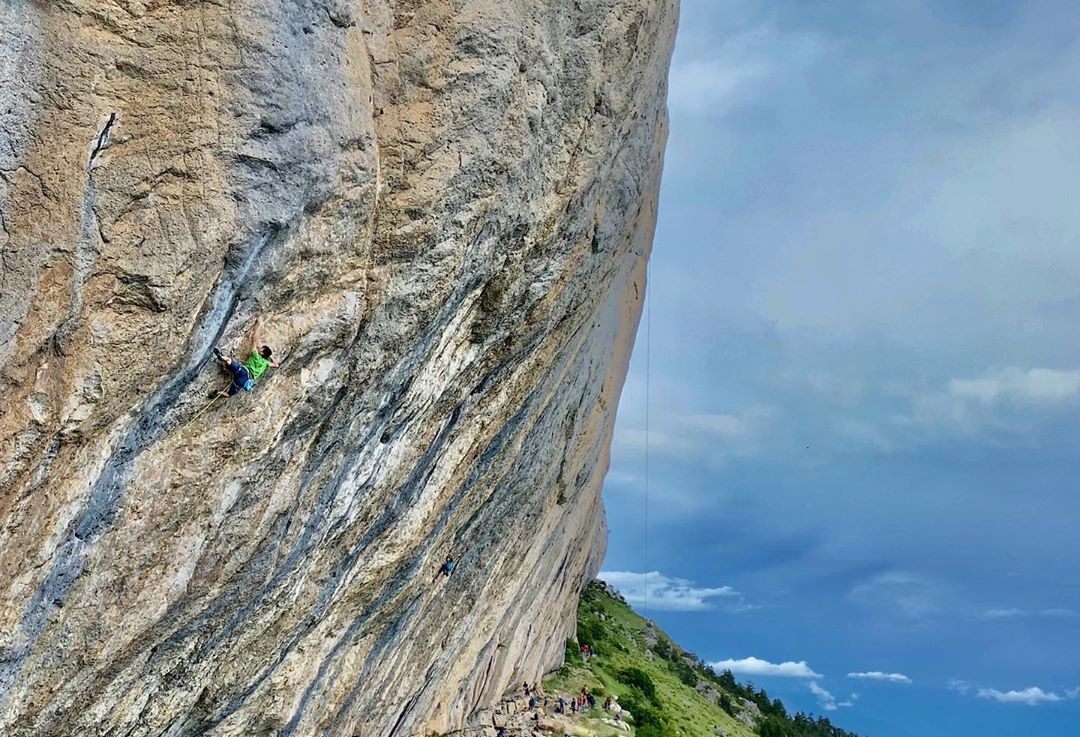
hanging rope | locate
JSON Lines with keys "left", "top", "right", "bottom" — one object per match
{"left": 644, "top": 266, "right": 652, "bottom": 615}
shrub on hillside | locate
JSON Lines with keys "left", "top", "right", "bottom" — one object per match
{"left": 618, "top": 667, "right": 657, "bottom": 701}
{"left": 618, "top": 693, "right": 664, "bottom": 731}
{"left": 670, "top": 657, "right": 698, "bottom": 687}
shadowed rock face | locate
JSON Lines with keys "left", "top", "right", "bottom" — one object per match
{"left": 0, "top": 1, "right": 676, "bottom": 735}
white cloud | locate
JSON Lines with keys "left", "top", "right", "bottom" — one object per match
{"left": 613, "top": 406, "right": 775, "bottom": 466}
{"left": 847, "top": 671, "right": 913, "bottom": 684}
{"left": 709, "top": 656, "right": 821, "bottom": 679}
{"left": 668, "top": 58, "right": 766, "bottom": 115}
{"left": 947, "top": 679, "right": 972, "bottom": 695}
{"left": 601, "top": 469, "right": 642, "bottom": 488}
{"left": 889, "top": 363, "right": 1080, "bottom": 438}
{"left": 614, "top": 427, "right": 692, "bottom": 459}
{"left": 667, "top": 25, "right": 825, "bottom": 117}
{"left": 979, "top": 607, "right": 1077, "bottom": 620}
{"left": 976, "top": 687, "right": 1066, "bottom": 705}
{"left": 774, "top": 370, "right": 867, "bottom": 405}
{"left": 1040, "top": 608, "right": 1079, "bottom": 618}
{"left": 951, "top": 681, "right": 1080, "bottom": 706}
{"left": 949, "top": 367, "right": 1080, "bottom": 405}
{"left": 682, "top": 409, "right": 775, "bottom": 440}
{"left": 899, "top": 367, "right": 1080, "bottom": 439}
{"left": 599, "top": 571, "right": 738, "bottom": 612}
{"left": 847, "top": 571, "right": 941, "bottom": 620}
{"left": 809, "top": 681, "right": 836, "bottom": 710}
{"left": 834, "top": 418, "right": 897, "bottom": 453}
{"left": 807, "top": 681, "right": 853, "bottom": 711}
{"left": 979, "top": 608, "right": 1025, "bottom": 620}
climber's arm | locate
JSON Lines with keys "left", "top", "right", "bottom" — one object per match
{"left": 249, "top": 317, "right": 263, "bottom": 356}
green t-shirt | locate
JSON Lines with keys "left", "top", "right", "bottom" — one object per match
{"left": 243, "top": 351, "right": 270, "bottom": 381}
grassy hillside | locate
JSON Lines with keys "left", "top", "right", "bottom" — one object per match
{"left": 542, "top": 581, "right": 861, "bottom": 737}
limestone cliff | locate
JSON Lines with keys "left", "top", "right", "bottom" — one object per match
{"left": 0, "top": 1, "right": 676, "bottom": 735}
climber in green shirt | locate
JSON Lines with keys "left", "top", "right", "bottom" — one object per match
{"left": 210, "top": 316, "right": 280, "bottom": 398}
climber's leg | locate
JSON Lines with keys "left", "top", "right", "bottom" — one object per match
{"left": 209, "top": 356, "right": 251, "bottom": 399}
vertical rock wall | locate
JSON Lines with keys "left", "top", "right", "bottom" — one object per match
{"left": 0, "top": 1, "right": 677, "bottom": 735}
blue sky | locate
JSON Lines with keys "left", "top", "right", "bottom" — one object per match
{"left": 600, "top": 2, "right": 1080, "bottom": 735}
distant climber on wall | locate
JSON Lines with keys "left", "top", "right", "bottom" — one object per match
{"left": 434, "top": 555, "right": 455, "bottom": 582}
{"left": 210, "top": 316, "right": 279, "bottom": 399}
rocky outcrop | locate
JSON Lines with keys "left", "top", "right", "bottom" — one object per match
{"left": 0, "top": 1, "right": 676, "bottom": 735}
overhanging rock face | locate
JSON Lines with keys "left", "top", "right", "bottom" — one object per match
{"left": 0, "top": 1, "right": 677, "bottom": 735}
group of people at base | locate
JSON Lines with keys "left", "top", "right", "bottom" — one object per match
{"left": 497, "top": 681, "right": 624, "bottom": 737}
{"left": 555, "top": 685, "right": 597, "bottom": 715}
{"left": 546, "top": 683, "right": 623, "bottom": 719}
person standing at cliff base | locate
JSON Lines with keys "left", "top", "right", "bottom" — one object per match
{"left": 210, "top": 317, "right": 279, "bottom": 399}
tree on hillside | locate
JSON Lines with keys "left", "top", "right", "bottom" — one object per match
{"left": 759, "top": 715, "right": 790, "bottom": 737}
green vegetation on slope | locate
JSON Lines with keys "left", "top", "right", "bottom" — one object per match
{"left": 544, "top": 581, "right": 861, "bottom": 737}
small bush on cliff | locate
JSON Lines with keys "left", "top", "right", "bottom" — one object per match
{"left": 564, "top": 639, "right": 583, "bottom": 667}
{"left": 577, "top": 617, "right": 606, "bottom": 648}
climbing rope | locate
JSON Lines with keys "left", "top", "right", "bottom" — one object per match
{"left": 644, "top": 266, "right": 651, "bottom": 615}
{"left": 179, "top": 392, "right": 223, "bottom": 431}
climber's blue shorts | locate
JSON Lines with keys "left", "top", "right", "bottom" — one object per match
{"left": 226, "top": 359, "right": 255, "bottom": 396}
